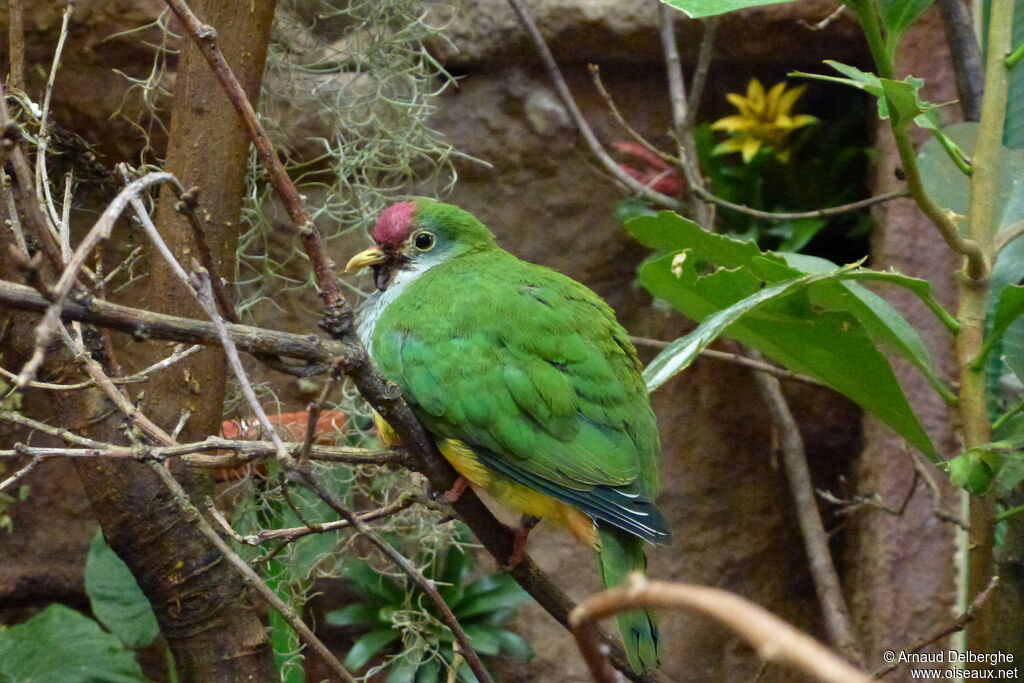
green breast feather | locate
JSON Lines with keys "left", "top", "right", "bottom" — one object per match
{"left": 371, "top": 248, "right": 670, "bottom": 544}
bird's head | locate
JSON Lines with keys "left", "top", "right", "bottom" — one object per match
{"left": 345, "top": 198, "right": 497, "bottom": 291}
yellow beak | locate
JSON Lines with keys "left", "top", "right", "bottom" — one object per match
{"left": 345, "top": 246, "right": 388, "bottom": 273}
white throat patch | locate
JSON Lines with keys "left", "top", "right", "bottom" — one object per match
{"left": 355, "top": 259, "right": 438, "bottom": 353}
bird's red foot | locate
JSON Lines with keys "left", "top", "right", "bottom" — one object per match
{"left": 505, "top": 515, "right": 541, "bottom": 569}
{"left": 442, "top": 475, "right": 470, "bottom": 504}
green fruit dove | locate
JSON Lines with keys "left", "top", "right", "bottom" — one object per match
{"left": 346, "top": 198, "right": 672, "bottom": 673}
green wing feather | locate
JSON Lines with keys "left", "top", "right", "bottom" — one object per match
{"left": 372, "top": 248, "right": 669, "bottom": 543}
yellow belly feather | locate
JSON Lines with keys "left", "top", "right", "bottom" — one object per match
{"left": 373, "top": 412, "right": 597, "bottom": 548}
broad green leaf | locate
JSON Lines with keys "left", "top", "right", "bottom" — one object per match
{"left": 344, "top": 628, "right": 399, "bottom": 671}
{"left": 85, "top": 530, "right": 160, "bottom": 649}
{"left": 879, "top": 0, "right": 935, "bottom": 50}
{"left": 0, "top": 604, "right": 145, "bottom": 682}
{"left": 642, "top": 271, "right": 843, "bottom": 391}
{"left": 452, "top": 578, "right": 530, "bottom": 620}
{"left": 627, "top": 211, "right": 941, "bottom": 458}
{"left": 659, "top": 0, "right": 795, "bottom": 18}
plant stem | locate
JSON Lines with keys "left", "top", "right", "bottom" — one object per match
{"left": 854, "top": 0, "right": 988, "bottom": 280}
{"left": 957, "top": 0, "right": 1014, "bottom": 658}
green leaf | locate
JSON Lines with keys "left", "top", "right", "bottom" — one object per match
{"left": 793, "top": 62, "right": 943, "bottom": 132}
{"left": 463, "top": 625, "right": 503, "bottom": 656}
{"left": 1003, "top": 0, "right": 1024, "bottom": 148}
{"left": 85, "top": 530, "right": 160, "bottom": 649}
{"left": 948, "top": 443, "right": 1024, "bottom": 496}
{"left": 659, "top": 0, "right": 796, "bottom": 19}
{"left": 344, "top": 628, "right": 399, "bottom": 671}
{"left": 325, "top": 604, "right": 379, "bottom": 628}
{"left": 977, "top": 285, "right": 1024, "bottom": 365}
{"left": 494, "top": 630, "right": 534, "bottom": 661}
{"left": 343, "top": 560, "right": 405, "bottom": 605}
{"left": 627, "top": 211, "right": 942, "bottom": 458}
{"left": 0, "top": 604, "right": 145, "bottom": 682}
{"left": 879, "top": 0, "right": 935, "bottom": 50}
{"left": 453, "top": 577, "right": 530, "bottom": 620}
{"left": 948, "top": 451, "right": 996, "bottom": 495}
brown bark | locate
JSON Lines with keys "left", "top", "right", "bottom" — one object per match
{"left": 67, "top": 2, "right": 279, "bottom": 680}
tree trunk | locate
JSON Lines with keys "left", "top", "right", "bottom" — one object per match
{"left": 71, "top": 2, "right": 280, "bottom": 680}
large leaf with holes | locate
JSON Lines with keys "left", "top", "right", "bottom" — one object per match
{"left": 659, "top": 0, "right": 795, "bottom": 18}
{"left": 0, "top": 604, "right": 144, "bottom": 682}
{"left": 628, "top": 211, "right": 942, "bottom": 459}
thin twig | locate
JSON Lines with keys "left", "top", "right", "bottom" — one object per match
{"left": 748, "top": 350, "right": 864, "bottom": 666}
{"left": 505, "top": 0, "right": 683, "bottom": 211}
{"left": 873, "top": 576, "right": 1000, "bottom": 678}
{"left": 35, "top": 1, "right": 75, "bottom": 230}
{"left": 147, "top": 461, "right": 356, "bottom": 683}
{"left": 692, "top": 188, "right": 910, "bottom": 222}
{"left": 589, "top": 65, "right": 676, "bottom": 168}
{"left": 56, "top": 322, "right": 176, "bottom": 445}
{"left": 658, "top": 1, "right": 688, "bottom": 142}
{"left": 570, "top": 575, "right": 872, "bottom": 683}
{"left": 218, "top": 493, "right": 416, "bottom": 546}
{"left": 162, "top": 0, "right": 342, "bottom": 307}
{"left": 0, "top": 343, "right": 201, "bottom": 391}
{"left": 0, "top": 278, "right": 343, "bottom": 364}
{"left": 686, "top": 18, "right": 718, "bottom": 129}
{"left": 0, "top": 80, "right": 65, "bottom": 270}
{"left": 290, "top": 468, "right": 493, "bottom": 683}
{"left": 15, "top": 172, "right": 181, "bottom": 389}
{"left": 630, "top": 336, "right": 826, "bottom": 387}
{"left": 0, "top": 454, "right": 42, "bottom": 494}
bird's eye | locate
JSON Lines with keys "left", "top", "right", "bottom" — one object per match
{"left": 413, "top": 231, "right": 435, "bottom": 251}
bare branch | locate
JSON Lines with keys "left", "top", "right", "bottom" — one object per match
{"left": 749, "top": 351, "right": 864, "bottom": 666}
{"left": 505, "top": 0, "right": 683, "bottom": 211}
{"left": 570, "top": 575, "right": 872, "bottom": 683}
{"left": 0, "top": 344, "right": 201, "bottom": 391}
{"left": 162, "top": 0, "right": 343, "bottom": 307}
{"left": 686, "top": 17, "right": 718, "bottom": 129}
{"left": 0, "top": 454, "right": 42, "bottom": 494}
{"left": 630, "top": 336, "right": 826, "bottom": 387}
{"left": 15, "top": 171, "right": 182, "bottom": 388}
{"left": 874, "top": 576, "right": 1000, "bottom": 678}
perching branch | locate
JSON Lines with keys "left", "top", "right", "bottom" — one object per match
{"left": 570, "top": 575, "right": 872, "bottom": 683}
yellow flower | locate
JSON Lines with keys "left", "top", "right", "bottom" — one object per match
{"left": 710, "top": 79, "right": 818, "bottom": 163}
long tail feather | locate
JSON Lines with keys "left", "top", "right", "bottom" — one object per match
{"left": 597, "top": 524, "right": 659, "bottom": 673}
